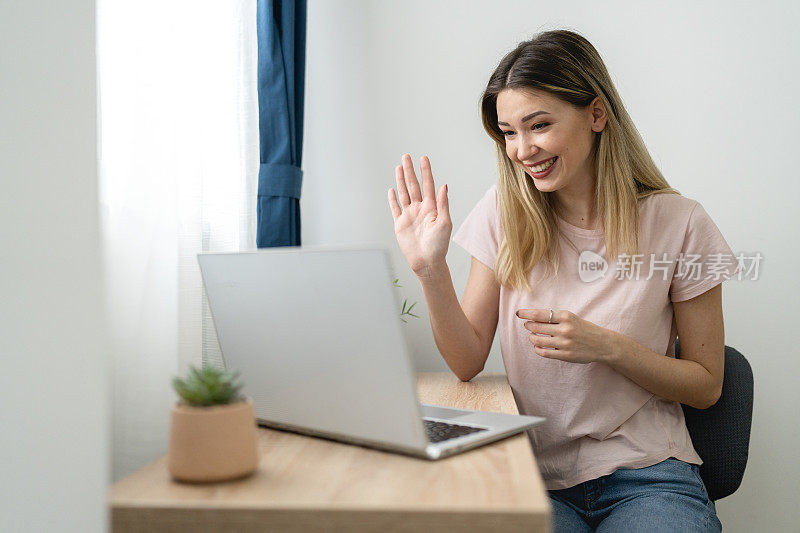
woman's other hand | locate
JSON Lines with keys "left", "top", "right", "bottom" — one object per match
{"left": 516, "top": 309, "right": 619, "bottom": 364}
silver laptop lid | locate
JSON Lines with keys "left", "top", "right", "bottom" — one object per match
{"left": 197, "top": 245, "right": 429, "bottom": 451}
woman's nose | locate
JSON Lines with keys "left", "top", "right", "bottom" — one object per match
{"left": 517, "top": 142, "right": 539, "bottom": 162}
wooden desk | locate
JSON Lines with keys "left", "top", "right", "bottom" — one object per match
{"left": 109, "top": 372, "right": 551, "bottom": 532}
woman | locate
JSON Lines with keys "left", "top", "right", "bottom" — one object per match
{"left": 387, "top": 30, "right": 737, "bottom": 531}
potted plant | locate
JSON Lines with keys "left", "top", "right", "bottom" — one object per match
{"left": 393, "top": 277, "right": 420, "bottom": 323}
{"left": 168, "top": 365, "right": 259, "bottom": 482}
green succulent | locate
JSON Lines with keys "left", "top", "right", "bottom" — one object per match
{"left": 172, "top": 365, "right": 245, "bottom": 407}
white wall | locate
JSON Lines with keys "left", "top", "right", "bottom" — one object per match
{"left": 0, "top": 2, "right": 108, "bottom": 532}
{"left": 303, "top": 0, "right": 799, "bottom": 530}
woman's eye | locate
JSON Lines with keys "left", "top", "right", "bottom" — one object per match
{"left": 501, "top": 122, "right": 549, "bottom": 136}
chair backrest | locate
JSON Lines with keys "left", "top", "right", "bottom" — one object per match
{"left": 675, "top": 339, "right": 754, "bottom": 501}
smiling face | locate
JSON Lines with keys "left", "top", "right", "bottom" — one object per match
{"left": 496, "top": 88, "right": 606, "bottom": 196}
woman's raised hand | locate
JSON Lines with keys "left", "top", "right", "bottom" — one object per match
{"left": 387, "top": 154, "right": 452, "bottom": 276}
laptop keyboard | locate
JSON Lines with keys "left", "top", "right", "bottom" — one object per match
{"left": 423, "top": 418, "right": 488, "bottom": 443}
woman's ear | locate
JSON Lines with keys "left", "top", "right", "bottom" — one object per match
{"left": 589, "top": 96, "right": 608, "bottom": 132}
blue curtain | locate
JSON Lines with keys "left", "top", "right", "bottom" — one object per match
{"left": 256, "top": 0, "right": 306, "bottom": 248}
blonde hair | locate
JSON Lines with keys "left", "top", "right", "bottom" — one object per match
{"left": 480, "top": 29, "right": 680, "bottom": 293}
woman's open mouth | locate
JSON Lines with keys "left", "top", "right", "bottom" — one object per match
{"left": 527, "top": 156, "right": 558, "bottom": 179}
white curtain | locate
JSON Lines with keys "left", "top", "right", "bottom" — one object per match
{"left": 97, "top": 0, "right": 259, "bottom": 480}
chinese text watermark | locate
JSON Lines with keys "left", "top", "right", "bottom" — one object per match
{"left": 577, "top": 251, "right": 762, "bottom": 283}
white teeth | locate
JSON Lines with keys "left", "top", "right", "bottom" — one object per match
{"left": 531, "top": 157, "right": 556, "bottom": 172}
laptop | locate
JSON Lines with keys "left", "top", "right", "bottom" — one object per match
{"left": 197, "top": 244, "right": 545, "bottom": 460}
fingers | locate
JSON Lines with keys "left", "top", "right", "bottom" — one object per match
{"left": 395, "top": 164, "right": 411, "bottom": 207}
{"left": 394, "top": 154, "right": 440, "bottom": 217}
{"left": 437, "top": 182, "right": 451, "bottom": 224}
{"left": 420, "top": 155, "right": 435, "bottom": 203}
{"left": 387, "top": 187, "right": 402, "bottom": 219}
{"left": 401, "top": 153, "right": 423, "bottom": 203}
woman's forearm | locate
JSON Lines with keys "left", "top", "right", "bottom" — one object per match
{"left": 416, "top": 261, "right": 486, "bottom": 381}
{"left": 603, "top": 332, "right": 721, "bottom": 409}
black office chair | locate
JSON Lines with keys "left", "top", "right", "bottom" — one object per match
{"left": 675, "top": 339, "right": 754, "bottom": 501}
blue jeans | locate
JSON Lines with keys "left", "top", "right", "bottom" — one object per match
{"left": 547, "top": 457, "right": 722, "bottom": 532}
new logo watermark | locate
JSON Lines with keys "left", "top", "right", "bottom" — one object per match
{"left": 577, "top": 251, "right": 762, "bottom": 283}
{"left": 578, "top": 250, "right": 608, "bottom": 282}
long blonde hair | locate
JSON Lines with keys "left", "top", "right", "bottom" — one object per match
{"left": 480, "top": 29, "right": 680, "bottom": 293}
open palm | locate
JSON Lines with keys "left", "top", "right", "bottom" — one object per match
{"left": 387, "top": 154, "right": 452, "bottom": 275}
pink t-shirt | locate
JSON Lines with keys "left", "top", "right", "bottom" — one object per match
{"left": 452, "top": 183, "right": 740, "bottom": 490}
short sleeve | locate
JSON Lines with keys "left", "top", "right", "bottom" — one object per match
{"left": 451, "top": 184, "right": 502, "bottom": 271}
{"left": 669, "top": 202, "right": 741, "bottom": 302}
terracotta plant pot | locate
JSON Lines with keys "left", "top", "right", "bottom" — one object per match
{"left": 168, "top": 398, "right": 259, "bottom": 483}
